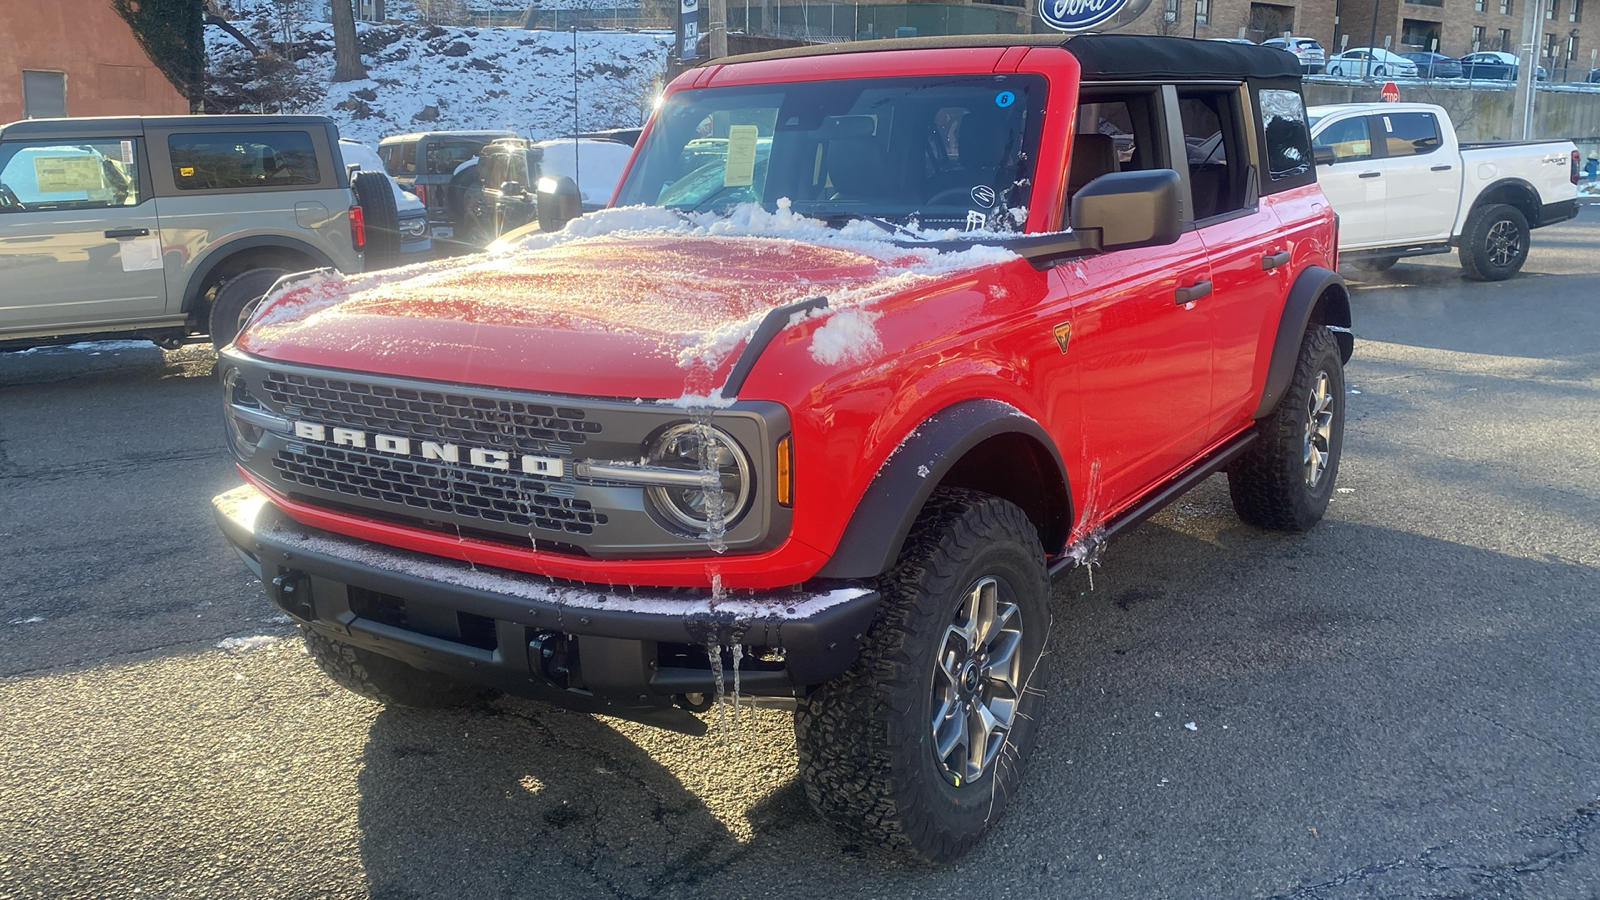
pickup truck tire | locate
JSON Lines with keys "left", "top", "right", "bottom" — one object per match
{"left": 1228, "top": 325, "right": 1344, "bottom": 532}
{"left": 352, "top": 171, "right": 401, "bottom": 270}
{"left": 1459, "top": 203, "right": 1530, "bottom": 281}
{"left": 299, "top": 625, "right": 498, "bottom": 709}
{"left": 794, "top": 488, "right": 1049, "bottom": 864}
{"left": 208, "top": 267, "right": 288, "bottom": 350}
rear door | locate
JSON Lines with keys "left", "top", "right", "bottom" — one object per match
{"left": 1369, "top": 110, "right": 1456, "bottom": 243}
{"left": 0, "top": 133, "right": 168, "bottom": 334}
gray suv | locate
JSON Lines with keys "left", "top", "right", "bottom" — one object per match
{"left": 0, "top": 114, "right": 392, "bottom": 351}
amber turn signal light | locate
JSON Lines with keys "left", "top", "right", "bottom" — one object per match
{"left": 776, "top": 435, "right": 794, "bottom": 507}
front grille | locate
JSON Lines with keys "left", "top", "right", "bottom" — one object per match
{"left": 273, "top": 442, "right": 608, "bottom": 536}
{"left": 261, "top": 371, "right": 603, "bottom": 452}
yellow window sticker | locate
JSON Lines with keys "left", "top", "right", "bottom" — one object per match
{"left": 1351, "top": 140, "right": 1371, "bottom": 156}
{"left": 33, "top": 156, "right": 105, "bottom": 193}
{"left": 180, "top": 166, "right": 195, "bottom": 178}
{"left": 723, "top": 125, "right": 759, "bottom": 188}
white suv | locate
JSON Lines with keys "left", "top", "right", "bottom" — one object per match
{"left": 1261, "top": 37, "right": 1327, "bottom": 74}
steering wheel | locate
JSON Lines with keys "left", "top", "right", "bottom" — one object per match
{"left": 0, "top": 182, "right": 19, "bottom": 210}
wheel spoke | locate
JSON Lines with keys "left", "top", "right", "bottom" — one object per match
{"left": 932, "top": 699, "right": 965, "bottom": 760}
{"left": 968, "top": 702, "right": 1002, "bottom": 775}
{"left": 985, "top": 630, "right": 1022, "bottom": 682}
{"left": 969, "top": 578, "right": 998, "bottom": 648}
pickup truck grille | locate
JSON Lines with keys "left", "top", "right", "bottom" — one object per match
{"left": 273, "top": 442, "right": 609, "bottom": 536}
{"left": 260, "top": 371, "right": 603, "bottom": 451}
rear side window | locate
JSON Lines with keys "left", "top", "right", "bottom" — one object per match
{"left": 1377, "top": 112, "right": 1441, "bottom": 157}
{"left": 399, "top": 142, "right": 417, "bottom": 176}
{"left": 168, "top": 131, "right": 320, "bottom": 191}
{"left": 1258, "top": 89, "right": 1313, "bottom": 184}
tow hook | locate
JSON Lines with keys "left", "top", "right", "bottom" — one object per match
{"left": 269, "top": 569, "right": 312, "bottom": 620}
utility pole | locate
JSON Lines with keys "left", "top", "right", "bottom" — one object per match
{"left": 709, "top": 0, "right": 728, "bottom": 57}
{"left": 1511, "top": 0, "right": 1540, "bottom": 138}
{"left": 1367, "top": 0, "right": 1380, "bottom": 76}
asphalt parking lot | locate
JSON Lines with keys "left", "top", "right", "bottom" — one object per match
{"left": 2, "top": 207, "right": 1598, "bottom": 900}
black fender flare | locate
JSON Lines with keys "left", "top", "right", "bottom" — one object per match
{"left": 1255, "top": 265, "right": 1351, "bottom": 419}
{"left": 181, "top": 236, "right": 338, "bottom": 315}
{"left": 815, "top": 398, "right": 1071, "bottom": 579}
{"left": 1466, "top": 177, "right": 1542, "bottom": 226}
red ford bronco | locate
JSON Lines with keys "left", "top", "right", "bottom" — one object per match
{"left": 213, "top": 34, "right": 1351, "bottom": 862}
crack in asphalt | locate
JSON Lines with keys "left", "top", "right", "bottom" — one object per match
{"left": 1269, "top": 798, "right": 1600, "bottom": 899}
{"left": 1462, "top": 708, "right": 1600, "bottom": 768}
{"left": 0, "top": 448, "right": 227, "bottom": 486}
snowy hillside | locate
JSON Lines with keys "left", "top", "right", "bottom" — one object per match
{"left": 206, "top": 9, "right": 671, "bottom": 147}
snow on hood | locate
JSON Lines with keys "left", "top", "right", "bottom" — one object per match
{"left": 239, "top": 201, "right": 1017, "bottom": 400}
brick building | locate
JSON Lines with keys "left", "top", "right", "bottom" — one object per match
{"left": 1106, "top": 0, "right": 1600, "bottom": 77}
{"left": 1, "top": 0, "right": 193, "bottom": 122}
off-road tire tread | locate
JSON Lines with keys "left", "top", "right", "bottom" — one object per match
{"left": 1229, "top": 325, "right": 1344, "bottom": 532}
{"left": 352, "top": 170, "right": 401, "bottom": 269}
{"left": 1459, "top": 202, "right": 1529, "bottom": 282}
{"left": 208, "top": 267, "right": 288, "bottom": 350}
{"left": 794, "top": 488, "right": 1047, "bottom": 864}
{"left": 299, "top": 624, "right": 496, "bottom": 709}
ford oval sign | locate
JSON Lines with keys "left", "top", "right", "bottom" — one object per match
{"left": 1040, "top": 0, "right": 1130, "bottom": 32}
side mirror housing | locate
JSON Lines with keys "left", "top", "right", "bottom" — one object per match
{"left": 1313, "top": 146, "right": 1336, "bottom": 166}
{"left": 1070, "top": 169, "right": 1183, "bottom": 251}
{"left": 536, "top": 175, "right": 581, "bottom": 232}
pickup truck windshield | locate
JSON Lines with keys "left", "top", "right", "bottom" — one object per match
{"left": 614, "top": 74, "right": 1046, "bottom": 231}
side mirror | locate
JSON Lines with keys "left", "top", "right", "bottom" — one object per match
{"left": 1070, "top": 169, "right": 1183, "bottom": 251}
{"left": 500, "top": 181, "right": 525, "bottom": 196}
{"left": 536, "top": 175, "right": 581, "bottom": 232}
{"left": 1314, "top": 146, "right": 1336, "bottom": 166}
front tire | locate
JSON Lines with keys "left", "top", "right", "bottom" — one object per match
{"left": 300, "top": 625, "right": 497, "bottom": 709}
{"left": 1459, "top": 203, "right": 1530, "bottom": 281}
{"left": 208, "top": 267, "right": 288, "bottom": 350}
{"left": 794, "top": 488, "right": 1050, "bottom": 863}
{"left": 1228, "top": 325, "right": 1345, "bottom": 532}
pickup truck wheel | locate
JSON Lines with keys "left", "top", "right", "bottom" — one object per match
{"left": 299, "top": 625, "right": 497, "bottom": 709}
{"left": 1459, "top": 203, "right": 1530, "bottom": 281}
{"left": 1228, "top": 325, "right": 1345, "bottom": 532}
{"left": 208, "top": 267, "right": 288, "bottom": 350}
{"left": 794, "top": 488, "right": 1050, "bottom": 863}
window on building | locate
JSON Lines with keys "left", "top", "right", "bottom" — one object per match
{"left": 1545, "top": 32, "right": 1559, "bottom": 58}
{"left": 1572, "top": 0, "right": 1582, "bottom": 22}
{"left": 1546, "top": 0, "right": 1557, "bottom": 18}
{"left": 1501, "top": 0, "right": 1512, "bottom": 14}
{"left": 168, "top": 131, "right": 321, "bottom": 190}
{"left": 1475, "top": 0, "right": 1486, "bottom": 10}
{"left": 1472, "top": 24, "right": 1487, "bottom": 49}
{"left": 0, "top": 138, "right": 141, "bottom": 211}
{"left": 1499, "top": 27, "right": 1512, "bottom": 49}
{"left": 1196, "top": 0, "right": 1211, "bottom": 26}
{"left": 21, "top": 71, "right": 66, "bottom": 119}
{"left": 1165, "top": 0, "right": 1179, "bottom": 22}
{"left": 1248, "top": 2, "right": 1294, "bottom": 34}
{"left": 1402, "top": 19, "right": 1442, "bottom": 46}
{"left": 1568, "top": 31, "right": 1580, "bottom": 58}
{"left": 1377, "top": 112, "right": 1442, "bottom": 157}
{"left": 1405, "top": 0, "right": 1444, "bottom": 7}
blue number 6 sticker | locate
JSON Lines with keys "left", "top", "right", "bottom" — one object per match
{"left": 995, "top": 91, "right": 1016, "bottom": 108}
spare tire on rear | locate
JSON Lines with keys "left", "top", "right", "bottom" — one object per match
{"left": 352, "top": 170, "right": 401, "bottom": 270}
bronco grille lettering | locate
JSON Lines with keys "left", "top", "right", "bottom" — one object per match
{"left": 294, "top": 420, "right": 565, "bottom": 478}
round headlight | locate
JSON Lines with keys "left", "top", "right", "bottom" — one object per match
{"left": 644, "top": 423, "right": 752, "bottom": 534}
{"left": 222, "top": 368, "right": 264, "bottom": 460}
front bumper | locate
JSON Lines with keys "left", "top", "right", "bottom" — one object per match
{"left": 213, "top": 485, "right": 879, "bottom": 735}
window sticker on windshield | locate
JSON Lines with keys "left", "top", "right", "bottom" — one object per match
{"left": 121, "top": 140, "right": 135, "bottom": 165}
{"left": 722, "top": 125, "right": 759, "bottom": 187}
{"left": 34, "top": 155, "right": 106, "bottom": 193}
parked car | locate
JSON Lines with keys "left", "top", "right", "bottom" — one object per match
{"left": 1325, "top": 48, "right": 1419, "bottom": 78}
{"left": 1458, "top": 51, "right": 1547, "bottom": 80}
{"left": 1261, "top": 36, "right": 1327, "bottom": 73}
{"left": 215, "top": 34, "right": 1351, "bottom": 864}
{"left": 1587, "top": 67, "right": 1600, "bottom": 83}
{"left": 454, "top": 137, "right": 636, "bottom": 248}
{"left": 339, "top": 138, "right": 431, "bottom": 260}
{"left": 1402, "top": 51, "right": 1463, "bottom": 79}
{"left": 0, "top": 114, "right": 393, "bottom": 351}
{"left": 377, "top": 129, "right": 515, "bottom": 244}
{"left": 1308, "top": 101, "right": 1579, "bottom": 279}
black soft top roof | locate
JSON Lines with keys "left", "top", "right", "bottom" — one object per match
{"left": 705, "top": 33, "right": 1300, "bottom": 82}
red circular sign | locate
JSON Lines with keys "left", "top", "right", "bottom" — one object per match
{"left": 1380, "top": 81, "right": 1400, "bottom": 102}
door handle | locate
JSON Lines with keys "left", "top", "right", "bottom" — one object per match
{"left": 1430, "top": 164, "right": 1453, "bottom": 172}
{"left": 1175, "top": 280, "right": 1213, "bottom": 305}
{"left": 1358, "top": 172, "right": 1381, "bottom": 179}
{"left": 1261, "top": 250, "right": 1291, "bottom": 270}
{"left": 104, "top": 227, "right": 150, "bottom": 239}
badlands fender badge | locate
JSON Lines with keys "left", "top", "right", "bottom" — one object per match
{"left": 1053, "top": 322, "right": 1072, "bottom": 354}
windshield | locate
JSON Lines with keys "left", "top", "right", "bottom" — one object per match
{"left": 615, "top": 74, "right": 1047, "bottom": 232}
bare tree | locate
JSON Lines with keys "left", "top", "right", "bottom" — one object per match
{"left": 331, "top": 0, "right": 368, "bottom": 81}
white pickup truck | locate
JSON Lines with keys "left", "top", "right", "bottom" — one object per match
{"left": 1308, "top": 102, "right": 1580, "bottom": 280}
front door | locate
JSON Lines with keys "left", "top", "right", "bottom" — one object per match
{"left": 1369, "top": 110, "right": 1457, "bottom": 244}
{"left": 1312, "top": 114, "right": 1387, "bottom": 249}
{"left": 0, "top": 136, "right": 166, "bottom": 334}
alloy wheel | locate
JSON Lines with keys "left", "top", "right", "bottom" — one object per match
{"left": 1486, "top": 219, "right": 1523, "bottom": 268}
{"left": 931, "top": 576, "right": 1023, "bottom": 787}
{"left": 1304, "top": 369, "right": 1335, "bottom": 488}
